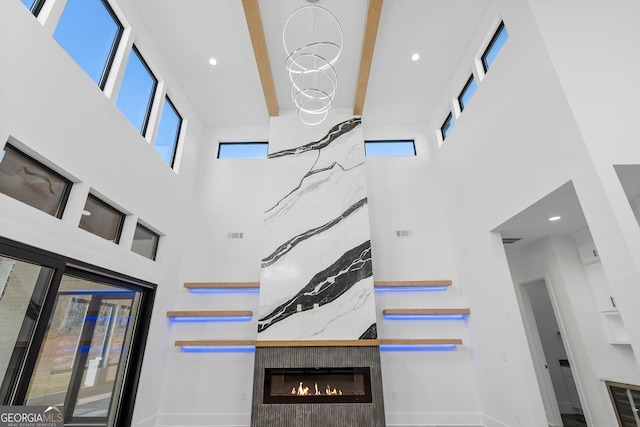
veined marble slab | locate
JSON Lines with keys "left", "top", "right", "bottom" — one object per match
{"left": 259, "top": 207, "right": 370, "bottom": 310}
{"left": 258, "top": 113, "right": 377, "bottom": 340}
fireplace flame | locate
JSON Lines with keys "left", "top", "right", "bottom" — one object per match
{"left": 289, "top": 381, "right": 343, "bottom": 396}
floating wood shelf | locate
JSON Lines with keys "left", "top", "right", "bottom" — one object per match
{"left": 383, "top": 308, "right": 470, "bottom": 316}
{"left": 183, "top": 282, "right": 260, "bottom": 289}
{"left": 175, "top": 338, "right": 463, "bottom": 347}
{"left": 378, "top": 339, "right": 462, "bottom": 345}
{"left": 176, "top": 340, "right": 256, "bottom": 347}
{"left": 374, "top": 280, "right": 452, "bottom": 288}
{"left": 167, "top": 310, "right": 253, "bottom": 318}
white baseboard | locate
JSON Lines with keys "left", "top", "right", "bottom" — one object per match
{"left": 134, "top": 413, "right": 158, "bottom": 427}
{"left": 482, "top": 413, "right": 511, "bottom": 427}
{"left": 385, "top": 411, "right": 483, "bottom": 426}
{"left": 139, "top": 412, "right": 485, "bottom": 426}
{"left": 155, "top": 413, "right": 250, "bottom": 426}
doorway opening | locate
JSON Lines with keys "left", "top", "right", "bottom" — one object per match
{"left": 492, "top": 182, "right": 605, "bottom": 426}
{"left": 518, "top": 278, "right": 587, "bottom": 427}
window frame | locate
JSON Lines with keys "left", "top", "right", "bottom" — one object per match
{"left": 156, "top": 96, "right": 182, "bottom": 168}
{"left": 54, "top": 0, "right": 124, "bottom": 90}
{"left": 606, "top": 380, "right": 640, "bottom": 427}
{"left": 440, "top": 112, "right": 454, "bottom": 141}
{"left": 0, "top": 143, "right": 73, "bottom": 218}
{"left": 117, "top": 45, "right": 158, "bottom": 136}
{"left": 481, "top": 21, "right": 507, "bottom": 73}
{"left": 364, "top": 140, "right": 416, "bottom": 157}
{"left": 79, "top": 193, "right": 126, "bottom": 244}
{"left": 22, "top": 0, "right": 46, "bottom": 16}
{"left": 217, "top": 141, "right": 269, "bottom": 159}
{"left": 457, "top": 75, "right": 476, "bottom": 112}
{"left": 97, "top": 0, "right": 124, "bottom": 90}
{"left": 131, "top": 222, "right": 160, "bottom": 261}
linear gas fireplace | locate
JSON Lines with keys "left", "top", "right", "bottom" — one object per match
{"left": 263, "top": 367, "right": 372, "bottom": 404}
{"left": 251, "top": 347, "right": 385, "bottom": 426}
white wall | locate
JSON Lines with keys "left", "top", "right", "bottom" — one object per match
{"left": 526, "top": 0, "right": 640, "bottom": 361}
{"left": 363, "top": 122, "right": 481, "bottom": 426}
{"left": 524, "top": 280, "right": 573, "bottom": 414}
{"left": 177, "top": 125, "right": 268, "bottom": 283}
{"left": 0, "top": 2, "right": 206, "bottom": 425}
{"left": 7, "top": 0, "right": 640, "bottom": 425}
{"left": 155, "top": 124, "right": 267, "bottom": 426}
{"left": 425, "top": 0, "right": 640, "bottom": 425}
{"left": 157, "top": 116, "right": 482, "bottom": 426}
{"left": 506, "top": 236, "right": 640, "bottom": 426}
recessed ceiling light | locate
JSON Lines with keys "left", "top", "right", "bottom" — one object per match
{"left": 548, "top": 216, "right": 561, "bottom": 222}
{"left": 208, "top": 57, "right": 218, "bottom": 66}
{"left": 411, "top": 53, "right": 420, "bottom": 62}
{"left": 82, "top": 210, "right": 92, "bottom": 216}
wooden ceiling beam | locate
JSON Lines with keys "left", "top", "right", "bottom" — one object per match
{"left": 353, "top": 0, "right": 383, "bottom": 116}
{"left": 242, "top": 0, "right": 279, "bottom": 117}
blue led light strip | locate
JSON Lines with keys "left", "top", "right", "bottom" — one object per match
{"left": 188, "top": 288, "right": 260, "bottom": 294}
{"left": 383, "top": 314, "right": 467, "bottom": 320}
{"left": 181, "top": 346, "right": 256, "bottom": 353}
{"left": 374, "top": 286, "right": 448, "bottom": 293}
{"left": 380, "top": 344, "right": 458, "bottom": 352}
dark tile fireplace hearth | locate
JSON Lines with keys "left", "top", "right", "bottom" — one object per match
{"left": 251, "top": 346, "right": 385, "bottom": 426}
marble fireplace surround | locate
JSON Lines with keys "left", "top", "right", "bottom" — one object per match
{"left": 250, "top": 345, "right": 385, "bottom": 427}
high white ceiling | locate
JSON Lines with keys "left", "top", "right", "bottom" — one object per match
{"left": 130, "top": 0, "right": 491, "bottom": 127}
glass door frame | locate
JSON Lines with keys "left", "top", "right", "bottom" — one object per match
{"left": 55, "top": 278, "right": 138, "bottom": 424}
{"left": 0, "top": 237, "right": 156, "bottom": 427}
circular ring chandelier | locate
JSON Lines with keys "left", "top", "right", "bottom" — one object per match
{"left": 283, "top": 4, "right": 343, "bottom": 125}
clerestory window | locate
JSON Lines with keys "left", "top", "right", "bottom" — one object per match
{"left": 217, "top": 142, "right": 268, "bottom": 159}
{"left": 79, "top": 194, "right": 125, "bottom": 243}
{"left": 53, "top": 0, "right": 123, "bottom": 88}
{"left": 0, "top": 143, "right": 72, "bottom": 218}
{"left": 364, "top": 140, "right": 416, "bottom": 157}
{"left": 131, "top": 223, "right": 160, "bottom": 260}
{"left": 154, "top": 97, "right": 182, "bottom": 167}
{"left": 482, "top": 21, "right": 508, "bottom": 73}
{"left": 116, "top": 46, "right": 158, "bottom": 135}
{"left": 441, "top": 112, "right": 454, "bottom": 141}
{"left": 458, "top": 75, "right": 477, "bottom": 112}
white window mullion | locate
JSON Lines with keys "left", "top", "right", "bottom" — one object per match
{"left": 145, "top": 81, "right": 166, "bottom": 145}
{"left": 103, "top": 26, "right": 134, "bottom": 101}
{"left": 38, "top": 0, "right": 69, "bottom": 35}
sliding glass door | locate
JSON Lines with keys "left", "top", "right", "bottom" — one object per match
{"left": 25, "top": 274, "right": 141, "bottom": 424}
{"left": 0, "top": 255, "right": 56, "bottom": 402}
{"left": 0, "top": 239, "right": 155, "bottom": 426}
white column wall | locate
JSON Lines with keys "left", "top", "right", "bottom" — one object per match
{"left": 156, "top": 125, "right": 267, "bottom": 427}
{"left": 363, "top": 123, "right": 481, "bottom": 426}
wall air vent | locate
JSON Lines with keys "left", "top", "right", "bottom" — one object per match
{"left": 396, "top": 230, "right": 412, "bottom": 238}
{"left": 228, "top": 232, "right": 244, "bottom": 240}
{"left": 502, "top": 237, "right": 522, "bottom": 244}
